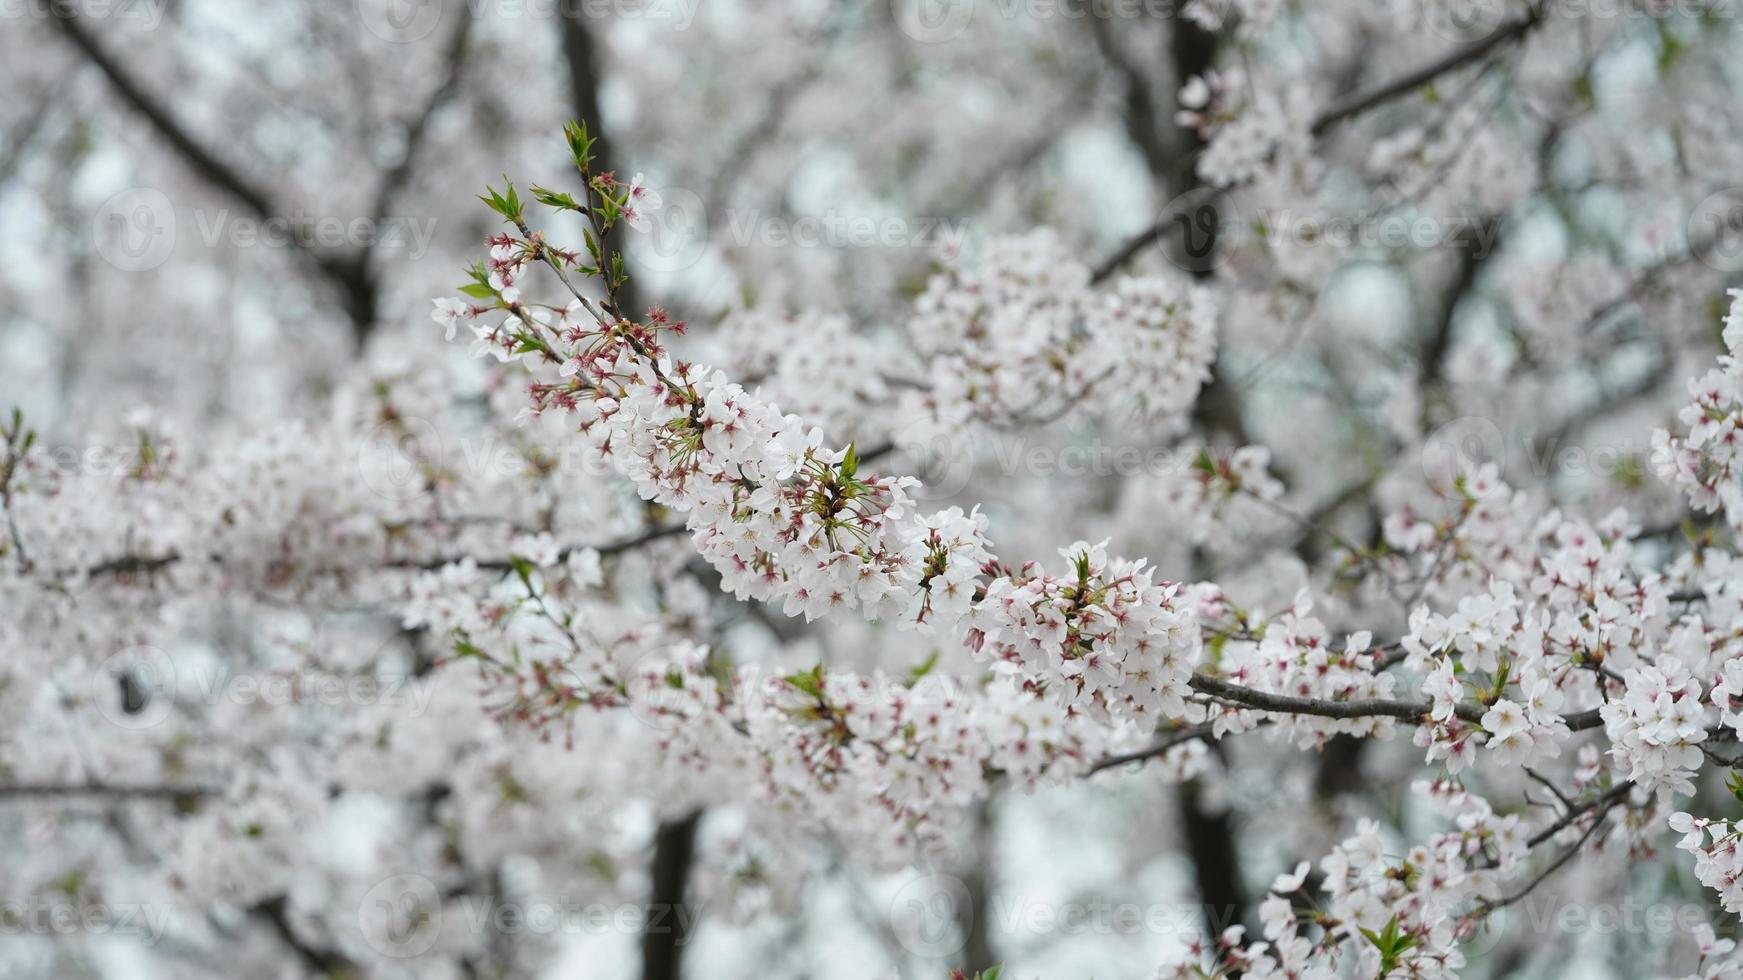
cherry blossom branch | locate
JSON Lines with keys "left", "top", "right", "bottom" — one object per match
{"left": 1088, "top": 149, "right": 1205, "bottom": 284}
{"left": 399, "top": 521, "right": 692, "bottom": 573}
{"left": 1310, "top": 8, "right": 1545, "bottom": 136}
{"left": 1093, "top": 8, "right": 1545, "bottom": 284}
{"left": 71, "top": 510, "right": 733, "bottom": 582}
{"left": 1524, "top": 780, "right": 1635, "bottom": 851}
{"left": 1476, "top": 781, "right": 1633, "bottom": 915}
{"left": 1523, "top": 766, "right": 1575, "bottom": 813}
{"left": 1087, "top": 721, "right": 1224, "bottom": 774}
{"left": 1188, "top": 674, "right": 1607, "bottom": 732}
{"left": 0, "top": 781, "right": 218, "bottom": 801}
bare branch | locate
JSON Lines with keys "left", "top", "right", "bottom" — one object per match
{"left": 0, "top": 781, "right": 217, "bottom": 801}
{"left": 1310, "top": 11, "right": 1544, "bottom": 136}
{"left": 1188, "top": 674, "right": 1606, "bottom": 732}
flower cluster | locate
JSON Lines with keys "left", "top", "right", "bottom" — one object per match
{"left": 1161, "top": 781, "right": 1537, "bottom": 980}
{"left": 1117, "top": 445, "right": 1286, "bottom": 552}
{"left": 1655, "top": 289, "right": 1743, "bottom": 527}
{"left": 1175, "top": 65, "right": 1312, "bottom": 189}
{"left": 901, "top": 231, "right": 1218, "bottom": 434}
{"left": 1672, "top": 810, "right": 1743, "bottom": 916}
{"left": 698, "top": 309, "right": 893, "bottom": 444}
{"left": 1601, "top": 660, "right": 1709, "bottom": 799}
{"left": 968, "top": 539, "right": 1198, "bottom": 724}
{"left": 1210, "top": 595, "right": 1400, "bottom": 748}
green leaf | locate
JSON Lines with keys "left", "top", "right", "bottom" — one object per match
{"left": 509, "top": 554, "right": 535, "bottom": 590}
{"left": 478, "top": 179, "right": 523, "bottom": 222}
{"left": 458, "top": 282, "right": 496, "bottom": 300}
{"left": 1361, "top": 915, "right": 1413, "bottom": 974}
{"left": 564, "top": 119, "right": 595, "bottom": 171}
{"left": 531, "top": 184, "right": 582, "bottom": 211}
{"left": 840, "top": 442, "right": 859, "bottom": 480}
{"left": 904, "top": 652, "right": 940, "bottom": 687}
{"left": 784, "top": 664, "right": 825, "bottom": 699}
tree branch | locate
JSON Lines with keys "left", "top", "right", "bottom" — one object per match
{"left": 0, "top": 782, "right": 217, "bottom": 801}
{"left": 1310, "top": 11, "right": 1544, "bottom": 136}
{"left": 1188, "top": 674, "right": 1606, "bottom": 732}
{"left": 48, "top": 0, "right": 415, "bottom": 344}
